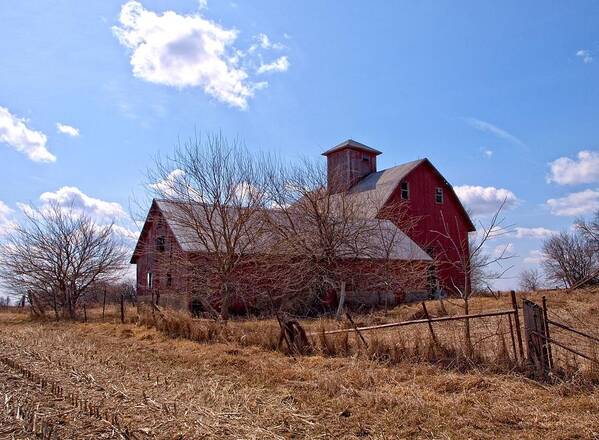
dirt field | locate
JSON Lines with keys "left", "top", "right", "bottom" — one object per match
{"left": 0, "top": 291, "right": 598, "bottom": 439}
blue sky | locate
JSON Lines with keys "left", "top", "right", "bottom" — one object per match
{"left": 1, "top": 0, "right": 599, "bottom": 289}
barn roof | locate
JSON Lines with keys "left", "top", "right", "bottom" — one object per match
{"left": 342, "top": 159, "right": 426, "bottom": 217}
{"left": 131, "top": 199, "right": 431, "bottom": 262}
{"left": 339, "top": 158, "right": 476, "bottom": 231}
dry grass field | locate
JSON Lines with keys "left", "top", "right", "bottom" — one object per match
{"left": 0, "top": 290, "right": 598, "bottom": 439}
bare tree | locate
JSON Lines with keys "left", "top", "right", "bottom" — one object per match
{"left": 0, "top": 202, "right": 128, "bottom": 319}
{"left": 433, "top": 199, "right": 514, "bottom": 350}
{"left": 519, "top": 268, "right": 544, "bottom": 292}
{"left": 266, "top": 158, "right": 429, "bottom": 318}
{"left": 542, "top": 231, "right": 598, "bottom": 288}
{"left": 576, "top": 209, "right": 599, "bottom": 252}
{"left": 148, "top": 135, "right": 429, "bottom": 319}
{"left": 148, "top": 134, "right": 281, "bottom": 319}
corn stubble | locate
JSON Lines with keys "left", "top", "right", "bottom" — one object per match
{"left": 0, "top": 289, "right": 597, "bottom": 438}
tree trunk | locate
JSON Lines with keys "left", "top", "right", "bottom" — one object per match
{"left": 464, "top": 296, "right": 473, "bottom": 354}
{"left": 102, "top": 287, "right": 106, "bottom": 319}
{"left": 335, "top": 281, "right": 347, "bottom": 321}
{"left": 120, "top": 293, "right": 125, "bottom": 324}
{"left": 220, "top": 284, "right": 230, "bottom": 321}
{"left": 64, "top": 287, "right": 75, "bottom": 320}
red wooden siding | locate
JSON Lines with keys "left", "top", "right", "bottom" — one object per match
{"left": 384, "top": 161, "right": 472, "bottom": 293}
{"left": 133, "top": 203, "right": 185, "bottom": 299}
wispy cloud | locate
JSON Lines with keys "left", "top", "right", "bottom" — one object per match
{"left": 56, "top": 123, "right": 80, "bottom": 137}
{"left": 514, "top": 227, "right": 557, "bottom": 239}
{"left": 465, "top": 117, "right": 527, "bottom": 149}
{"left": 257, "top": 56, "right": 290, "bottom": 74}
{"left": 576, "top": 49, "right": 593, "bottom": 64}
{"left": 0, "top": 106, "right": 56, "bottom": 162}
{"left": 524, "top": 250, "right": 545, "bottom": 264}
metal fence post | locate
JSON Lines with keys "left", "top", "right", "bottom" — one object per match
{"left": 510, "top": 290, "right": 525, "bottom": 361}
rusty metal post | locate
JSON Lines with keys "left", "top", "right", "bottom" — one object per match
{"left": 541, "top": 296, "right": 553, "bottom": 369}
{"left": 507, "top": 313, "right": 518, "bottom": 362}
{"left": 510, "top": 290, "right": 525, "bottom": 361}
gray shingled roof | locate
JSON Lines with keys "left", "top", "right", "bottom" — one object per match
{"left": 152, "top": 199, "right": 431, "bottom": 261}
{"left": 336, "top": 159, "right": 426, "bottom": 218}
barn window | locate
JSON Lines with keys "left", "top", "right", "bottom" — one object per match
{"left": 156, "top": 236, "right": 165, "bottom": 252}
{"left": 166, "top": 273, "right": 172, "bottom": 287}
{"left": 147, "top": 272, "right": 153, "bottom": 288}
{"left": 435, "top": 187, "right": 444, "bottom": 204}
{"left": 362, "top": 153, "right": 370, "bottom": 162}
{"left": 400, "top": 181, "right": 410, "bottom": 200}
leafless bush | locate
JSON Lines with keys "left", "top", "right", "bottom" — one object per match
{"left": 0, "top": 202, "right": 128, "bottom": 319}
{"left": 542, "top": 231, "right": 598, "bottom": 288}
{"left": 576, "top": 209, "right": 599, "bottom": 252}
{"left": 519, "top": 268, "right": 544, "bottom": 292}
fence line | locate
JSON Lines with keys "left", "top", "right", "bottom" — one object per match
{"left": 523, "top": 296, "right": 599, "bottom": 377}
{"left": 307, "top": 309, "right": 517, "bottom": 337}
{"left": 546, "top": 319, "right": 599, "bottom": 344}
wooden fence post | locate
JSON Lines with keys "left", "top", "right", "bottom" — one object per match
{"left": 523, "top": 299, "right": 550, "bottom": 377}
{"left": 510, "top": 290, "right": 525, "bottom": 361}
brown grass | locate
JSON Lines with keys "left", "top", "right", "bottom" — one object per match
{"left": 0, "top": 289, "right": 597, "bottom": 438}
{"left": 136, "top": 289, "right": 599, "bottom": 381}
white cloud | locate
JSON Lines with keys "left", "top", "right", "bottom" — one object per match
{"left": 0, "top": 201, "right": 15, "bottom": 235}
{"left": 483, "top": 149, "right": 493, "bottom": 158}
{"left": 150, "top": 169, "right": 187, "bottom": 197}
{"left": 524, "top": 250, "right": 546, "bottom": 264}
{"left": 198, "top": 0, "right": 208, "bottom": 9}
{"left": 546, "top": 189, "right": 599, "bottom": 216}
{"left": 38, "top": 186, "right": 127, "bottom": 220}
{"left": 454, "top": 185, "right": 519, "bottom": 216}
{"left": 0, "top": 106, "right": 56, "bottom": 162}
{"left": 465, "top": 118, "right": 526, "bottom": 148}
{"left": 547, "top": 150, "right": 599, "bottom": 185}
{"left": 112, "top": 1, "right": 286, "bottom": 109}
{"left": 493, "top": 242, "right": 515, "bottom": 258}
{"left": 514, "top": 227, "right": 557, "bottom": 239}
{"left": 257, "top": 56, "right": 290, "bottom": 74}
{"left": 112, "top": 224, "right": 139, "bottom": 240}
{"left": 576, "top": 49, "right": 593, "bottom": 64}
{"left": 56, "top": 123, "right": 80, "bottom": 137}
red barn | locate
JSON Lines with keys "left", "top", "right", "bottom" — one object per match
{"left": 323, "top": 139, "right": 475, "bottom": 294}
{"left": 131, "top": 139, "right": 474, "bottom": 310}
